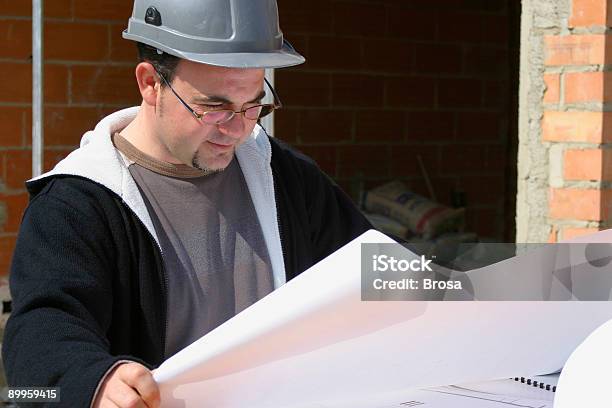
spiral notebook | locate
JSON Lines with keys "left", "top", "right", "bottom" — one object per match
{"left": 455, "top": 374, "right": 560, "bottom": 402}
{"left": 362, "top": 376, "right": 561, "bottom": 408}
{"left": 513, "top": 374, "right": 559, "bottom": 392}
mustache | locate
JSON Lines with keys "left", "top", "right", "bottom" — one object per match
{"left": 206, "top": 137, "right": 237, "bottom": 146}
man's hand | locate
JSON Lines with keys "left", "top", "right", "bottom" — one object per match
{"left": 93, "top": 362, "right": 160, "bottom": 408}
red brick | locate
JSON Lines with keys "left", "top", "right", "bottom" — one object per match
{"left": 396, "top": 0, "right": 490, "bottom": 11}
{"left": 406, "top": 112, "right": 455, "bottom": 142}
{"left": 0, "top": 63, "right": 68, "bottom": 103}
{"left": 0, "top": 63, "right": 35, "bottom": 102}
{"left": 438, "top": 78, "right": 482, "bottom": 108}
{"left": 298, "top": 110, "right": 353, "bottom": 144}
{"left": 456, "top": 112, "right": 502, "bottom": 142}
{"left": 335, "top": 178, "right": 363, "bottom": 203}
{"left": 275, "top": 71, "right": 331, "bottom": 107}
{"left": 337, "top": 145, "right": 389, "bottom": 178}
{"left": 457, "top": 176, "right": 506, "bottom": 207}
{"left": 274, "top": 109, "right": 299, "bottom": 144}
{"left": 569, "top": 0, "right": 609, "bottom": 27}
{"left": 0, "top": 0, "right": 30, "bottom": 16}
{"left": 464, "top": 46, "right": 509, "bottom": 77}
{"left": 306, "top": 36, "right": 362, "bottom": 71}
{"left": 0, "top": 192, "right": 28, "bottom": 233}
{"left": 388, "top": 8, "right": 436, "bottom": 41}
{"left": 0, "top": 20, "right": 31, "bottom": 60}
{"left": 22, "top": 108, "right": 32, "bottom": 145}
{"left": 384, "top": 76, "right": 435, "bottom": 108}
{"left": 4, "top": 150, "right": 32, "bottom": 190}
{"left": 354, "top": 110, "right": 405, "bottom": 143}
{"left": 544, "top": 35, "right": 612, "bottom": 66}
{"left": 362, "top": 179, "right": 390, "bottom": 195}
{"left": 0, "top": 0, "right": 72, "bottom": 18}
{"left": 389, "top": 145, "right": 440, "bottom": 178}
{"left": 295, "top": 145, "right": 337, "bottom": 177}
{"left": 331, "top": 74, "right": 384, "bottom": 107}
{"left": 549, "top": 188, "right": 606, "bottom": 220}
{"left": 484, "top": 80, "right": 508, "bottom": 109}
{"left": 0, "top": 107, "right": 26, "bottom": 147}
{"left": 561, "top": 227, "right": 600, "bottom": 240}
{"left": 542, "top": 111, "right": 612, "bottom": 143}
{"left": 284, "top": 35, "right": 308, "bottom": 59}
{"left": 44, "top": 107, "right": 101, "bottom": 146}
{"left": 98, "top": 106, "right": 126, "bottom": 119}
{"left": 278, "top": 0, "right": 333, "bottom": 34}
{"left": 439, "top": 145, "right": 489, "bottom": 174}
{"left": 564, "top": 149, "right": 601, "bottom": 181}
{"left": 543, "top": 74, "right": 560, "bottom": 104}
{"left": 45, "top": 22, "right": 109, "bottom": 61}
{"left": 415, "top": 43, "right": 462, "bottom": 74}
{"left": 43, "top": 149, "right": 73, "bottom": 172}
{"left": 466, "top": 207, "right": 502, "bottom": 239}
{"left": 362, "top": 39, "right": 414, "bottom": 73}
{"left": 565, "top": 71, "right": 612, "bottom": 103}
{"left": 0, "top": 236, "right": 17, "bottom": 277}
{"left": 332, "top": 1, "right": 386, "bottom": 36}
{"left": 604, "top": 190, "right": 612, "bottom": 219}
{"left": 74, "top": 0, "right": 132, "bottom": 21}
{"left": 563, "top": 148, "right": 612, "bottom": 181}
{"left": 438, "top": 12, "right": 483, "bottom": 43}
{"left": 548, "top": 225, "right": 558, "bottom": 243}
{"left": 485, "top": 146, "right": 508, "bottom": 174}
{"left": 110, "top": 23, "right": 137, "bottom": 62}
{"left": 48, "top": 65, "right": 70, "bottom": 103}
{"left": 71, "top": 66, "right": 140, "bottom": 105}
{"left": 482, "top": 15, "right": 510, "bottom": 45}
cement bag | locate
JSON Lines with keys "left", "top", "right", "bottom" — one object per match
{"left": 364, "top": 181, "right": 465, "bottom": 239}
{"left": 364, "top": 212, "right": 412, "bottom": 239}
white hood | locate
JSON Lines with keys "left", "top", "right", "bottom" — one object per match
{"left": 31, "top": 106, "right": 287, "bottom": 288}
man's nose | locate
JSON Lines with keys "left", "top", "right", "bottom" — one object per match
{"left": 216, "top": 113, "right": 247, "bottom": 139}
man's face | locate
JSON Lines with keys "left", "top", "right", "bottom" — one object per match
{"left": 155, "top": 60, "right": 265, "bottom": 171}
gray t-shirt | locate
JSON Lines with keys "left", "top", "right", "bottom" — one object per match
{"left": 113, "top": 133, "right": 274, "bottom": 358}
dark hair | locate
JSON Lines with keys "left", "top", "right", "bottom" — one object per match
{"left": 136, "top": 42, "right": 181, "bottom": 87}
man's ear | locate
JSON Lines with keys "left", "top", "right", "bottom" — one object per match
{"left": 135, "top": 62, "right": 159, "bottom": 107}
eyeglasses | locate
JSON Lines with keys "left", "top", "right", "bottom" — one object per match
{"left": 154, "top": 66, "right": 282, "bottom": 125}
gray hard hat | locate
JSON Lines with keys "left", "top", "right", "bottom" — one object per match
{"left": 122, "top": 0, "right": 305, "bottom": 69}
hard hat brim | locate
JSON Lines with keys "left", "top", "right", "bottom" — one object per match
{"left": 181, "top": 47, "right": 306, "bottom": 69}
{"left": 124, "top": 30, "right": 305, "bottom": 69}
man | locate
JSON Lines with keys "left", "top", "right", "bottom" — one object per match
{"left": 2, "top": 0, "right": 371, "bottom": 407}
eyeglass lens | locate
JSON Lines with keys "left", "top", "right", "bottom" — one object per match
{"left": 201, "top": 105, "right": 271, "bottom": 125}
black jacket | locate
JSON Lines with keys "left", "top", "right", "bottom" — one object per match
{"left": 2, "top": 136, "right": 372, "bottom": 407}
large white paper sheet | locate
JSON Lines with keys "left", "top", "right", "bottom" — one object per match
{"left": 555, "top": 319, "right": 612, "bottom": 408}
{"left": 292, "top": 384, "right": 555, "bottom": 408}
{"left": 153, "top": 230, "right": 612, "bottom": 407}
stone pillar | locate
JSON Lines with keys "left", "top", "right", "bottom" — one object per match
{"left": 517, "top": 0, "right": 612, "bottom": 242}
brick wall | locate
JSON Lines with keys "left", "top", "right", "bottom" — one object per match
{"left": 0, "top": 0, "right": 141, "bottom": 276}
{"left": 276, "top": 0, "right": 518, "bottom": 241}
{"left": 0, "top": 0, "right": 519, "bottom": 276}
{"left": 543, "top": 0, "right": 612, "bottom": 242}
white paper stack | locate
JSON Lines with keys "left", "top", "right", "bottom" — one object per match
{"left": 153, "top": 230, "right": 612, "bottom": 407}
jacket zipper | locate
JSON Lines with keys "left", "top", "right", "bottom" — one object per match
{"left": 156, "top": 241, "right": 168, "bottom": 360}
{"left": 271, "top": 166, "right": 287, "bottom": 282}
{"left": 121, "top": 203, "right": 168, "bottom": 361}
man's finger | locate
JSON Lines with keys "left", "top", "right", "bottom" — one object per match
{"left": 131, "top": 374, "right": 160, "bottom": 408}
{"left": 98, "top": 398, "right": 120, "bottom": 408}
{"left": 107, "top": 379, "right": 148, "bottom": 408}
{"left": 118, "top": 364, "right": 160, "bottom": 408}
